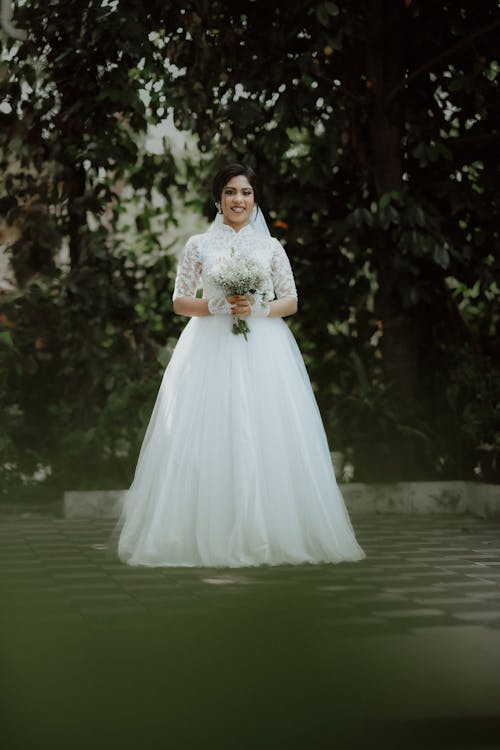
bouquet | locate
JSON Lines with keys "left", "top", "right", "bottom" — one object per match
{"left": 209, "top": 250, "right": 268, "bottom": 339}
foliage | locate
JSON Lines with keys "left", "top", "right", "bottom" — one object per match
{"left": 1, "top": 0, "right": 500, "bottom": 492}
{"left": 0, "top": 1, "right": 186, "bottom": 495}
{"left": 0, "top": 233, "right": 182, "bottom": 497}
{"left": 148, "top": 0, "right": 500, "bottom": 479}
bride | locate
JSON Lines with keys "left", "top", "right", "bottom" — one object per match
{"left": 117, "top": 163, "right": 365, "bottom": 567}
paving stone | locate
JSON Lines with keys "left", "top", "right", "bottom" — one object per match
{"left": 110, "top": 573, "right": 168, "bottom": 582}
{"left": 453, "top": 610, "right": 500, "bottom": 621}
{"left": 50, "top": 577, "right": 111, "bottom": 587}
{"left": 414, "top": 597, "right": 483, "bottom": 606}
{"left": 469, "top": 590, "right": 500, "bottom": 600}
{"left": 373, "top": 607, "right": 447, "bottom": 618}
{"left": 57, "top": 582, "right": 124, "bottom": 592}
{"left": 439, "top": 579, "right": 500, "bottom": 588}
{"left": 79, "top": 604, "right": 148, "bottom": 615}
{"left": 1, "top": 557, "right": 43, "bottom": 566}
{"left": 67, "top": 592, "right": 136, "bottom": 602}
{"left": 10, "top": 612, "right": 86, "bottom": 625}
{"left": 316, "top": 584, "right": 378, "bottom": 592}
{"left": 383, "top": 585, "right": 447, "bottom": 594}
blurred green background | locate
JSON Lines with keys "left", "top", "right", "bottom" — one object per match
{"left": 1, "top": 0, "right": 499, "bottom": 499}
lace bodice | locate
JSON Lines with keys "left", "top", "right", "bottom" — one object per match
{"left": 172, "top": 222, "right": 297, "bottom": 302}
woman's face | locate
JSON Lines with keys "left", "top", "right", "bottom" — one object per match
{"left": 220, "top": 175, "right": 255, "bottom": 231}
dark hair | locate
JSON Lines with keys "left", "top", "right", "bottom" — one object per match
{"left": 212, "top": 163, "right": 259, "bottom": 205}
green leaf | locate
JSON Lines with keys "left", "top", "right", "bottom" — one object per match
{"left": 316, "top": 4, "right": 336, "bottom": 26}
{"left": 433, "top": 246, "right": 450, "bottom": 269}
{"left": 0, "top": 331, "right": 15, "bottom": 349}
{"left": 438, "top": 143, "right": 453, "bottom": 161}
{"left": 407, "top": 203, "right": 426, "bottom": 228}
{"left": 350, "top": 352, "right": 370, "bottom": 396}
{"left": 157, "top": 344, "right": 174, "bottom": 368}
{"left": 449, "top": 75, "right": 465, "bottom": 92}
{"left": 414, "top": 205, "right": 425, "bottom": 227}
{"left": 325, "top": 2, "right": 339, "bottom": 15}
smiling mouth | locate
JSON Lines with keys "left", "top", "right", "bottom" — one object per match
{"left": 231, "top": 207, "right": 245, "bottom": 212}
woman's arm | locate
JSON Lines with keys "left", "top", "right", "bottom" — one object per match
{"left": 230, "top": 294, "right": 297, "bottom": 319}
{"left": 268, "top": 297, "right": 298, "bottom": 318}
{"left": 269, "top": 240, "right": 298, "bottom": 318}
{"left": 173, "top": 297, "right": 211, "bottom": 317}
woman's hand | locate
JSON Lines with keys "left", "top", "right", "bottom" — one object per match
{"left": 227, "top": 294, "right": 252, "bottom": 317}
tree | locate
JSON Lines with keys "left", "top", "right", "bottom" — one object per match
{"left": 1, "top": 0, "right": 499, "bottom": 491}
{"left": 0, "top": 1, "right": 187, "bottom": 494}
{"left": 148, "top": 0, "right": 500, "bottom": 479}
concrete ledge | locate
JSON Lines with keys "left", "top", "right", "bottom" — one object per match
{"left": 465, "top": 481, "right": 500, "bottom": 519}
{"left": 341, "top": 481, "right": 500, "bottom": 518}
{"left": 64, "top": 490, "right": 126, "bottom": 520}
{"left": 63, "top": 482, "right": 500, "bottom": 520}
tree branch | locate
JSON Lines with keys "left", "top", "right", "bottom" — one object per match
{"left": 448, "top": 131, "right": 500, "bottom": 146}
{"left": 315, "top": 71, "right": 367, "bottom": 105}
{"left": 386, "top": 17, "right": 500, "bottom": 106}
{"left": 0, "top": 0, "right": 27, "bottom": 41}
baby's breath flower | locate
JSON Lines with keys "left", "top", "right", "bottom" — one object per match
{"left": 209, "top": 251, "right": 268, "bottom": 340}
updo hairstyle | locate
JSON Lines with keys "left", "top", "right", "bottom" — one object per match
{"left": 212, "top": 163, "right": 260, "bottom": 206}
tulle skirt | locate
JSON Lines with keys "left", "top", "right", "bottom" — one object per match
{"left": 117, "top": 314, "right": 365, "bottom": 567}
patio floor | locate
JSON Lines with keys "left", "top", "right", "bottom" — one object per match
{"left": 1, "top": 509, "right": 500, "bottom": 749}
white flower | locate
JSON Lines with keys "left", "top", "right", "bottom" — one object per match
{"left": 208, "top": 250, "right": 269, "bottom": 340}
{"left": 209, "top": 250, "right": 268, "bottom": 298}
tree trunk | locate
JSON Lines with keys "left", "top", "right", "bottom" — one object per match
{"left": 366, "top": 0, "right": 420, "bottom": 476}
{"left": 65, "top": 164, "right": 87, "bottom": 269}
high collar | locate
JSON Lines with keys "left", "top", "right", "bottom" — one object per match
{"left": 218, "top": 221, "right": 254, "bottom": 237}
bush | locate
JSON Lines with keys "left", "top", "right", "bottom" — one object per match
{"left": 0, "top": 233, "right": 183, "bottom": 499}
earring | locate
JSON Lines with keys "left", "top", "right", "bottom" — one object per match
{"left": 215, "top": 201, "right": 222, "bottom": 214}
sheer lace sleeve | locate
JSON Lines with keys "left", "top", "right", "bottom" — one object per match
{"left": 271, "top": 240, "right": 297, "bottom": 299}
{"left": 172, "top": 237, "right": 202, "bottom": 300}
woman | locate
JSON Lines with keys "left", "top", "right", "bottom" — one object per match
{"left": 117, "top": 163, "right": 365, "bottom": 567}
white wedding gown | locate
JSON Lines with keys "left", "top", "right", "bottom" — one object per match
{"left": 117, "top": 221, "right": 365, "bottom": 567}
